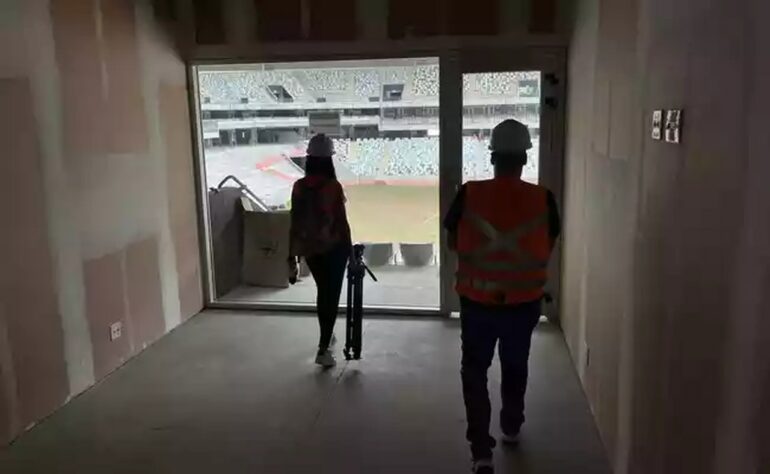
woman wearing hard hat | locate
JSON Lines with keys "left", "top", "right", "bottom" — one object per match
{"left": 288, "top": 134, "right": 352, "bottom": 368}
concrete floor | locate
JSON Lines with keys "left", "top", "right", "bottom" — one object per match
{"left": 0, "top": 312, "right": 609, "bottom": 474}
{"left": 224, "top": 264, "right": 440, "bottom": 309}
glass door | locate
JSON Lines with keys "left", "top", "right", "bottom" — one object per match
{"left": 440, "top": 51, "right": 565, "bottom": 319}
{"left": 461, "top": 71, "right": 542, "bottom": 184}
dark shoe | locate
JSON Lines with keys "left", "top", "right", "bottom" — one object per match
{"left": 472, "top": 458, "right": 494, "bottom": 473}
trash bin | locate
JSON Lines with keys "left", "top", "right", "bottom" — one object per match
{"left": 362, "top": 243, "right": 393, "bottom": 267}
{"left": 399, "top": 243, "right": 434, "bottom": 267}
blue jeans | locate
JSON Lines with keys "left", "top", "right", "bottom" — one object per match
{"left": 460, "top": 297, "right": 541, "bottom": 460}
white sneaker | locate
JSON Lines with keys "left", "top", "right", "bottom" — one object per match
{"left": 471, "top": 458, "right": 494, "bottom": 473}
{"left": 501, "top": 431, "right": 520, "bottom": 445}
{"left": 315, "top": 350, "right": 337, "bottom": 368}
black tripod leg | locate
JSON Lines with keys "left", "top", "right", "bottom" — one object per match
{"left": 345, "top": 275, "right": 354, "bottom": 360}
{"left": 353, "top": 273, "right": 364, "bottom": 359}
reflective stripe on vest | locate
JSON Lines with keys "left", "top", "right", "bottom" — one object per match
{"left": 456, "top": 276, "right": 547, "bottom": 293}
{"left": 457, "top": 210, "right": 549, "bottom": 272}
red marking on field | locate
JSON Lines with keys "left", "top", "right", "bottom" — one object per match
{"left": 341, "top": 178, "right": 438, "bottom": 187}
{"left": 254, "top": 151, "right": 303, "bottom": 182}
{"left": 263, "top": 169, "right": 295, "bottom": 181}
{"left": 255, "top": 146, "right": 304, "bottom": 169}
{"left": 255, "top": 154, "right": 285, "bottom": 170}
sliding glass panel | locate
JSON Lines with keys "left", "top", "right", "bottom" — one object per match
{"left": 196, "top": 58, "right": 440, "bottom": 309}
{"left": 461, "top": 71, "right": 542, "bottom": 184}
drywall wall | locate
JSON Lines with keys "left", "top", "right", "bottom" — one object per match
{"left": 563, "top": 0, "right": 770, "bottom": 472}
{"left": 0, "top": 0, "right": 202, "bottom": 445}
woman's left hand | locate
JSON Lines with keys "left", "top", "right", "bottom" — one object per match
{"left": 287, "top": 258, "right": 299, "bottom": 285}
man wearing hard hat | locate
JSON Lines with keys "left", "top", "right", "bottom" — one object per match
{"left": 444, "top": 119, "right": 560, "bottom": 474}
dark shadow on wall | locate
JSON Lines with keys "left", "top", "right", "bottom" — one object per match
{"left": 755, "top": 269, "right": 770, "bottom": 472}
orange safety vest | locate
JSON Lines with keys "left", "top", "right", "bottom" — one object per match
{"left": 455, "top": 178, "right": 551, "bottom": 305}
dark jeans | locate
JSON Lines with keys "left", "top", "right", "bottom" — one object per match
{"left": 306, "top": 244, "right": 349, "bottom": 352}
{"left": 460, "top": 297, "right": 541, "bottom": 460}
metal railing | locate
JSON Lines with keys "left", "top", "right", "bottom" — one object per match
{"left": 215, "top": 175, "right": 269, "bottom": 212}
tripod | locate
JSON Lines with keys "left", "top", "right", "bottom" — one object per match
{"left": 344, "top": 244, "right": 377, "bottom": 361}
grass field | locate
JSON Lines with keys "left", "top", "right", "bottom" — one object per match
{"left": 344, "top": 184, "right": 439, "bottom": 245}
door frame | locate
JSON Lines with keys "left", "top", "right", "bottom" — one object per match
{"left": 188, "top": 46, "right": 566, "bottom": 317}
{"left": 439, "top": 48, "right": 567, "bottom": 319}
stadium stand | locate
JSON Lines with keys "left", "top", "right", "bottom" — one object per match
{"left": 206, "top": 137, "right": 537, "bottom": 187}
{"left": 200, "top": 66, "right": 542, "bottom": 204}
{"left": 198, "top": 68, "right": 539, "bottom": 105}
{"left": 203, "top": 135, "right": 539, "bottom": 218}
{"left": 199, "top": 70, "right": 311, "bottom": 103}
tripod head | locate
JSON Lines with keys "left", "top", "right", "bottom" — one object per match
{"left": 349, "top": 244, "right": 378, "bottom": 282}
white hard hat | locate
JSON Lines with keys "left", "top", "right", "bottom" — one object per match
{"left": 489, "top": 119, "right": 532, "bottom": 153}
{"left": 307, "top": 134, "right": 335, "bottom": 157}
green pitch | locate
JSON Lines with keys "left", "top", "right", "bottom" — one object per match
{"left": 345, "top": 184, "right": 440, "bottom": 245}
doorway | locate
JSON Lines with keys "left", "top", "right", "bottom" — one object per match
{"left": 439, "top": 51, "right": 565, "bottom": 317}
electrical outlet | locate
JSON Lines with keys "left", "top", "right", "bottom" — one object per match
{"left": 110, "top": 322, "right": 122, "bottom": 341}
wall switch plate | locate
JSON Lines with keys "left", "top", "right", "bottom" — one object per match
{"left": 651, "top": 110, "right": 663, "bottom": 140}
{"left": 665, "top": 109, "right": 683, "bottom": 143}
{"left": 110, "top": 322, "right": 122, "bottom": 341}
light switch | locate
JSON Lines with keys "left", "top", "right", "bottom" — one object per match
{"left": 665, "top": 109, "right": 683, "bottom": 143}
{"left": 651, "top": 110, "right": 663, "bottom": 140}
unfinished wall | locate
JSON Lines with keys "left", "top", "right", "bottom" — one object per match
{"left": 0, "top": 0, "right": 202, "bottom": 445}
{"left": 563, "top": 0, "right": 770, "bottom": 472}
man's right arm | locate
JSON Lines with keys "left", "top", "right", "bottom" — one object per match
{"left": 546, "top": 190, "right": 561, "bottom": 249}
